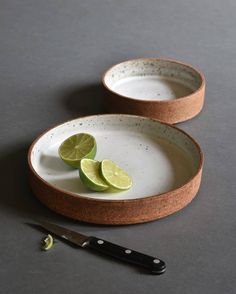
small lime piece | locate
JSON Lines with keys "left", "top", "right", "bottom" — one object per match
{"left": 100, "top": 159, "right": 132, "bottom": 190}
{"left": 79, "top": 159, "right": 109, "bottom": 191}
{"left": 59, "top": 133, "right": 96, "bottom": 168}
{"left": 41, "top": 234, "right": 54, "bottom": 251}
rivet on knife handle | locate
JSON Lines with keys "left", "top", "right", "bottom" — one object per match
{"left": 86, "top": 237, "right": 166, "bottom": 275}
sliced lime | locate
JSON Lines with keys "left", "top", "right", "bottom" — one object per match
{"left": 41, "top": 234, "right": 54, "bottom": 251}
{"left": 100, "top": 159, "right": 132, "bottom": 190}
{"left": 79, "top": 159, "right": 109, "bottom": 192}
{"left": 59, "top": 133, "right": 96, "bottom": 168}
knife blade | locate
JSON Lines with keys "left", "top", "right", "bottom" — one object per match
{"left": 36, "top": 220, "right": 166, "bottom": 275}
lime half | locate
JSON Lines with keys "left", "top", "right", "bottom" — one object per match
{"left": 79, "top": 159, "right": 109, "bottom": 191}
{"left": 100, "top": 159, "right": 132, "bottom": 190}
{"left": 59, "top": 133, "right": 96, "bottom": 168}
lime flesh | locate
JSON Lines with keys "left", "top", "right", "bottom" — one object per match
{"left": 79, "top": 159, "right": 109, "bottom": 192}
{"left": 59, "top": 133, "right": 96, "bottom": 168}
{"left": 100, "top": 159, "right": 132, "bottom": 190}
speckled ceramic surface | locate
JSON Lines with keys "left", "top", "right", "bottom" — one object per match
{"left": 28, "top": 114, "right": 203, "bottom": 224}
{"left": 102, "top": 58, "right": 205, "bottom": 124}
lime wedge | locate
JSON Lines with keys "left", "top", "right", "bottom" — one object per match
{"left": 100, "top": 159, "right": 132, "bottom": 190}
{"left": 59, "top": 133, "right": 96, "bottom": 168}
{"left": 41, "top": 234, "right": 54, "bottom": 251}
{"left": 79, "top": 159, "right": 109, "bottom": 191}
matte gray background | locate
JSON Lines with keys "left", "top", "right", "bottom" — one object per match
{"left": 1, "top": 0, "right": 236, "bottom": 293}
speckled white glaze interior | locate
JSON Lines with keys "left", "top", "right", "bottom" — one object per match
{"left": 30, "top": 114, "right": 202, "bottom": 200}
{"left": 104, "top": 59, "right": 202, "bottom": 101}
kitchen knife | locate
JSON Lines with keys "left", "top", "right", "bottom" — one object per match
{"left": 36, "top": 220, "right": 166, "bottom": 275}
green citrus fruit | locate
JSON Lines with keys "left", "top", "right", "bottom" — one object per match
{"left": 79, "top": 159, "right": 109, "bottom": 191}
{"left": 41, "top": 234, "right": 54, "bottom": 251}
{"left": 59, "top": 133, "right": 96, "bottom": 168}
{"left": 100, "top": 159, "right": 132, "bottom": 190}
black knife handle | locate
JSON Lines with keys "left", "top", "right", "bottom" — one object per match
{"left": 86, "top": 237, "right": 166, "bottom": 274}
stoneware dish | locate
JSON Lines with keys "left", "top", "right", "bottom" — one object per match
{"left": 102, "top": 58, "right": 205, "bottom": 124}
{"left": 28, "top": 114, "right": 203, "bottom": 225}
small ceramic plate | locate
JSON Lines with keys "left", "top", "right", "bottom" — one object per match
{"left": 28, "top": 114, "right": 203, "bottom": 224}
{"left": 102, "top": 58, "right": 205, "bottom": 124}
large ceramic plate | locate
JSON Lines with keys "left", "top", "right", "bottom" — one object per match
{"left": 28, "top": 114, "right": 203, "bottom": 224}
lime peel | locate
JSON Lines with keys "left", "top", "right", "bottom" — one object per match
{"left": 41, "top": 234, "right": 54, "bottom": 251}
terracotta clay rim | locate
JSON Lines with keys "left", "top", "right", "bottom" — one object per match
{"left": 101, "top": 57, "right": 206, "bottom": 104}
{"left": 28, "top": 114, "right": 204, "bottom": 205}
